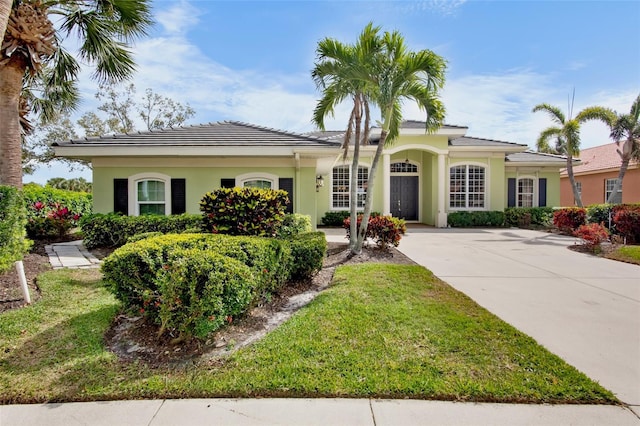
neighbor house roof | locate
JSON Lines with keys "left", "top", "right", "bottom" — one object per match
{"left": 54, "top": 121, "right": 339, "bottom": 148}
{"left": 560, "top": 143, "right": 636, "bottom": 176}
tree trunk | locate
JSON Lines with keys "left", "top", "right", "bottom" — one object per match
{"left": 606, "top": 153, "right": 629, "bottom": 204}
{"left": 565, "top": 155, "right": 582, "bottom": 207}
{"left": 0, "top": 56, "right": 26, "bottom": 189}
{"left": 353, "top": 129, "right": 387, "bottom": 254}
{"left": 0, "top": 0, "right": 10, "bottom": 41}
{"left": 349, "top": 96, "right": 362, "bottom": 251}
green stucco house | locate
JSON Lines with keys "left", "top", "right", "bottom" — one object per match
{"left": 53, "top": 120, "right": 567, "bottom": 227}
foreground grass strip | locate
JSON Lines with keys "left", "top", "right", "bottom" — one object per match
{"left": 606, "top": 245, "right": 640, "bottom": 265}
{"left": 0, "top": 265, "right": 616, "bottom": 404}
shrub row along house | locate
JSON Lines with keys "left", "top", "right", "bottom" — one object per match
{"left": 53, "top": 120, "right": 569, "bottom": 227}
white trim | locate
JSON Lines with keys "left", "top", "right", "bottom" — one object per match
{"left": 236, "top": 172, "right": 279, "bottom": 189}
{"left": 385, "top": 143, "right": 448, "bottom": 156}
{"left": 128, "top": 172, "right": 172, "bottom": 216}
{"left": 329, "top": 163, "right": 370, "bottom": 211}
{"left": 389, "top": 160, "right": 421, "bottom": 222}
{"left": 516, "top": 175, "right": 537, "bottom": 208}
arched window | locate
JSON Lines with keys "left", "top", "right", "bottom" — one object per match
{"left": 390, "top": 162, "right": 418, "bottom": 173}
{"left": 129, "top": 173, "right": 171, "bottom": 216}
{"left": 449, "top": 165, "right": 486, "bottom": 209}
{"left": 236, "top": 173, "right": 278, "bottom": 190}
{"left": 332, "top": 165, "right": 369, "bottom": 209}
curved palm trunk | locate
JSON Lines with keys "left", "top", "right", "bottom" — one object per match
{"left": 565, "top": 156, "right": 582, "bottom": 207}
{"left": 0, "top": 56, "right": 26, "bottom": 189}
{"left": 606, "top": 154, "right": 629, "bottom": 204}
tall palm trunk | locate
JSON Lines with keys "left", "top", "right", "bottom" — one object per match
{"left": 0, "top": 56, "right": 26, "bottom": 189}
{"left": 354, "top": 128, "right": 387, "bottom": 254}
{"left": 0, "top": 0, "right": 10, "bottom": 40}
{"left": 349, "top": 95, "right": 362, "bottom": 250}
{"left": 565, "top": 156, "right": 582, "bottom": 207}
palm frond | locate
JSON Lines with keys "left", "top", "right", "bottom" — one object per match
{"left": 536, "top": 127, "right": 563, "bottom": 154}
{"left": 532, "top": 103, "right": 566, "bottom": 125}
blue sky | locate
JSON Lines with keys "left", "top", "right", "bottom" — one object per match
{"left": 27, "top": 0, "right": 640, "bottom": 184}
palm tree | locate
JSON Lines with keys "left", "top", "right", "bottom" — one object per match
{"left": 353, "top": 28, "right": 446, "bottom": 253}
{"left": 0, "top": 0, "right": 152, "bottom": 189}
{"left": 312, "top": 23, "right": 380, "bottom": 251}
{"left": 580, "top": 94, "right": 640, "bottom": 204}
{"left": 532, "top": 102, "right": 601, "bottom": 207}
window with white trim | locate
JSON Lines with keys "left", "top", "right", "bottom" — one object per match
{"left": 517, "top": 178, "right": 535, "bottom": 207}
{"left": 243, "top": 179, "right": 272, "bottom": 189}
{"left": 449, "top": 165, "right": 486, "bottom": 209}
{"left": 390, "top": 162, "right": 418, "bottom": 173}
{"left": 137, "top": 180, "right": 166, "bottom": 215}
{"left": 332, "top": 165, "right": 369, "bottom": 209}
{"left": 236, "top": 173, "right": 278, "bottom": 190}
{"left": 605, "top": 178, "right": 622, "bottom": 203}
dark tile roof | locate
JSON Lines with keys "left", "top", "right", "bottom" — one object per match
{"left": 450, "top": 136, "right": 527, "bottom": 148}
{"left": 397, "top": 120, "right": 468, "bottom": 130}
{"left": 506, "top": 151, "right": 569, "bottom": 164}
{"left": 54, "top": 121, "right": 340, "bottom": 147}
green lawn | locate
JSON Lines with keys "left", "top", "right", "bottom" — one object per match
{"left": 606, "top": 245, "right": 640, "bottom": 265}
{"left": 0, "top": 265, "right": 616, "bottom": 404}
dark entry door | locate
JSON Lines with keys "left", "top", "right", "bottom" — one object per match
{"left": 390, "top": 176, "right": 418, "bottom": 220}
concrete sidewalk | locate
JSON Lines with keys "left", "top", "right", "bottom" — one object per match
{"left": 45, "top": 240, "right": 101, "bottom": 269}
{"left": 2, "top": 398, "right": 638, "bottom": 425}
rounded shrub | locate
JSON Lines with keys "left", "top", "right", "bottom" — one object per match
{"left": 287, "top": 232, "right": 327, "bottom": 280}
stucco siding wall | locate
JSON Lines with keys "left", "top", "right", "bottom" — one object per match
{"left": 561, "top": 167, "right": 640, "bottom": 206}
{"left": 92, "top": 164, "right": 319, "bottom": 225}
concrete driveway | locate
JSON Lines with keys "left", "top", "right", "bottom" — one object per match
{"left": 397, "top": 227, "right": 640, "bottom": 410}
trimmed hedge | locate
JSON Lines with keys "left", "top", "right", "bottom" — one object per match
{"left": 101, "top": 233, "right": 292, "bottom": 308}
{"left": 447, "top": 211, "right": 506, "bottom": 228}
{"left": 504, "top": 207, "right": 553, "bottom": 228}
{"left": 102, "top": 232, "right": 325, "bottom": 341}
{"left": 613, "top": 206, "right": 640, "bottom": 243}
{"left": 23, "top": 184, "right": 92, "bottom": 238}
{"left": 155, "top": 249, "right": 255, "bottom": 341}
{"left": 80, "top": 213, "right": 203, "bottom": 248}
{"left": 321, "top": 210, "right": 380, "bottom": 227}
{"left": 553, "top": 208, "right": 587, "bottom": 233}
{"left": 0, "top": 187, "right": 30, "bottom": 274}
{"left": 287, "top": 232, "right": 327, "bottom": 280}
{"left": 277, "top": 213, "right": 312, "bottom": 239}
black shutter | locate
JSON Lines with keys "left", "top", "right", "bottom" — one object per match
{"left": 221, "top": 178, "right": 235, "bottom": 188}
{"left": 507, "top": 178, "right": 516, "bottom": 207}
{"left": 171, "top": 179, "right": 186, "bottom": 214}
{"left": 114, "top": 179, "right": 128, "bottom": 215}
{"left": 279, "top": 177, "right": 294, "bottom": 214}
{"left": 538, "top": 178, "right": 547, "bottom": 207}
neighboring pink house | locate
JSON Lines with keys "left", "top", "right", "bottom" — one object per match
{"left": 560, "top": 143, "right": 640, "bottom": 206}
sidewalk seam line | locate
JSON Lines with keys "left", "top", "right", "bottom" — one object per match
{"left": 147, "top": 399, "right": 165, "bottom": 426}
{"left": 369, "top": 399, "right": 377, "bottom": 426}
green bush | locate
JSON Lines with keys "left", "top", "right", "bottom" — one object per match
{"left": 80, "top": 213, "right": 203, "bottom": 248}
{"left": 277, "top": 213, "right": 312, "bottom": 239}
{"left": 126, "top": 232, "right": 163, "bottom": 244}
{"left": 321, "top": 210, "right": 380, "bottom": 227}
{"left": 155, "top": 249, "right": 255, "bottom": 341}
{"left": 504, "top": 207, "right": 554, "bottom": 228}
{"left": 586, "top": 204, "right": 615, "bottom": 228}
{"left": 287, "top": 232, "right": 327, "bottom": 280}
{"left": 200, "top": 187, "right": 289, "bottom": 237}
{"left": 102, "top": 233, "right": 292, "bottom": 310}
{"left": 448, "top": 211, "right": 506, "bottom": 227}
{"left": 0, "top": 187, "right": 30, "bottom": 274}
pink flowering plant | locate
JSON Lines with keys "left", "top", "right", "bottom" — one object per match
{"left": 27, "top": 201, "right": 82, "bottom": 238}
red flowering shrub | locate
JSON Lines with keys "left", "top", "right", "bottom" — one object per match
{"left": 26, "top": 201, "right": 82, "bottom": 238}
{"left": 613, "top": 206, "right": 640, "bottom": 243}
{"left": 344, "top": 214, "right": 407, "bottom": 249}
{"left": 573, "top": 223, "right": 609, "bottom": 250}
{"left": 553, "top": 207, "right": 587, "bottom": 233}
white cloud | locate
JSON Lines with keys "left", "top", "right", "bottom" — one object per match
{"left": 155, "top": 0, "right": 201, "bottom": 37}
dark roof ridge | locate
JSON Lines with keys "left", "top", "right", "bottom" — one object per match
{"left": 456, "top": 135, "right": 526, "bottom": 147}
{"left": 522, "top": 150, "right": 568, "bottom": 159}
{"left": 226, "top": 120, "right": 337, "bottom": 144}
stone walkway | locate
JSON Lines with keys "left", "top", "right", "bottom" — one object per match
{"left": 45, "top": 240, "right": 101, "bottom": 269}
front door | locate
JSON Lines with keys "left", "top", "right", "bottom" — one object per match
{"left": 390, "top": 176, "right": 418, "bottom": 220}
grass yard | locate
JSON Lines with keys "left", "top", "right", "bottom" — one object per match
{"left": 606, "top": 245, "right": 640, "bottom": 265}
{"left": 0, "top": 264, "right": 616, "bottom": 404}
